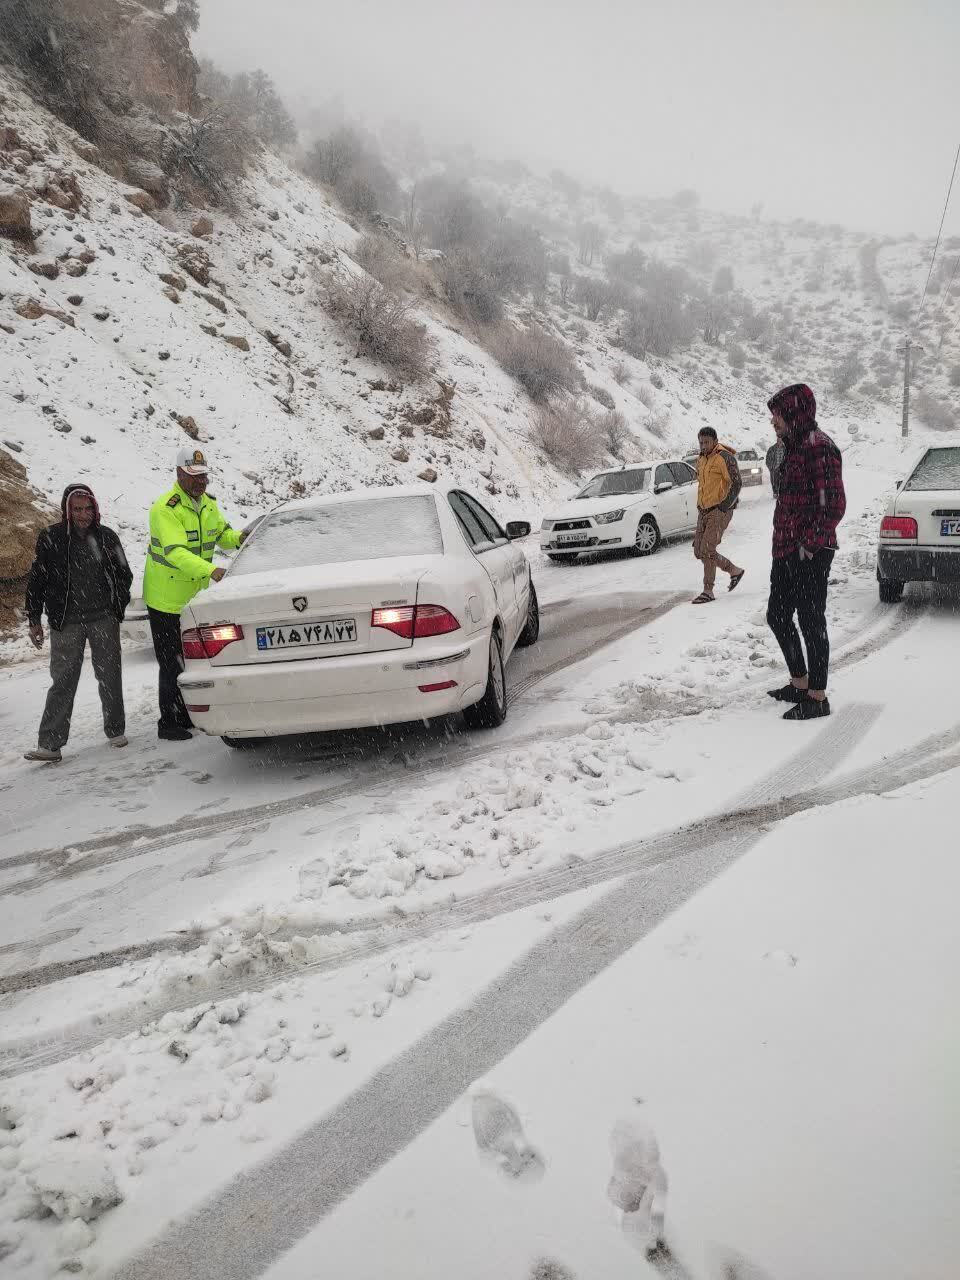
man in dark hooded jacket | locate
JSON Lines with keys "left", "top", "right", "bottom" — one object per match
{"left": 765, "top": 384, "right": 846, "bottom": 721}
{"left": 24, "top": 484, "right": 133, "bottom": 762}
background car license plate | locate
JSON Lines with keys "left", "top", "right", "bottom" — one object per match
{"left": 556, "top": 533, "right": 589, "bottom": 545}
{"left": 257, "top": 618, "right": 357, "bottom": 649}
{"left": 940, "top": 519, "right": 960, "bottom": 536}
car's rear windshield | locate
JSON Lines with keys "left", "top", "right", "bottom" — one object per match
{"left": 738, "top": 449, "right": 759, "bottom": 460}
{"left": 577, "top": 469, "right": 650, "bottom": 498}
{"left": 904, "top": 448, "right": 960, "bottom": 492}
{"left": 230, "top": 495, "right": 443, "bottom": 574}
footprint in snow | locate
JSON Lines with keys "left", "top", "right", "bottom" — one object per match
{"left": 607, "top": 1103, "right": 669, "bottom": 1257}
{"left": 471, "top": 1085, "right": 544, "bottom": 1182}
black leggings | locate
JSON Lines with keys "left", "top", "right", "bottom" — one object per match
{"left": 766, "top": 550, "right": 834, "bottom": 690}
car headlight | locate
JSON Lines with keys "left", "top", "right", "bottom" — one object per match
{"left": 540, "top": 519, "right": 552, "bottom": 532}
{"left": 595, "top": 509, "right": 626, "bottom": 524}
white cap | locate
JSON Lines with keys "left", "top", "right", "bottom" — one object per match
{"left": 176, "top": 445, "right": 210, "bottom": 476}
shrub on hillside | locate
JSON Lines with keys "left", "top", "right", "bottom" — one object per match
{"left": 305, "top": 126, "right": 398, "bottom": 218}
{"left": 588, "top": 384, "right": 616, "bottom": 410}
{"left": 530, "top": 401, "right": 604, "bottom": 474}
{"left": 727, "top": 341, "right": 747, "bottom": 370}
{"left": 637, "top": 382, "right": 656, "bottom": 409}
{"left": 321, "top": 271, "right": 431, "bottom": 379}
{"left": 831, "top": 349, "right": 865, "bottom": 395}
{"left": 574, "top": 276, "right": 613, "bottom": 322}
{"left": 650, "top": 372, "right": 665, "bottom": 390}
{"left": 438, "top": 252, "right": 504, "bottom": 325}
{"left": 605, "top": 245, "right": 647, "bottom": 285}
{"left": 914, "top": 390, "right": 955, "bottom": 431}
{"left": 949, "top": 364, "right": 960, "bottom": 388}
{"left": 611, "top": 360, "right": 631, "bottom": 387}
{"left": 353, "top": 234, "right": 420, "bottom": 294}
{"left": 493, "top": 325, "right": 579, "bottom": 403}
{"left": 601, "top": 409, "right": 631, "bottom": 456}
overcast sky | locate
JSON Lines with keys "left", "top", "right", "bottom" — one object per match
{"left": 195, "top": 0, "right": 960, "bottom": 237}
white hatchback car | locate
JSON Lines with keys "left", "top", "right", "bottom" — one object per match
{"left": 178, "top": 485, "right": 539, "bottom": 745}
{"left": 877, "top": 444, "right": 960, "bottom": 602}
{"left": 540, "top": 459, "right": 698, "bottom": 560}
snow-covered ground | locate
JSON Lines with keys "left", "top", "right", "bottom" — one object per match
{"left": 2, "top": 412, "right": 959, "bottom": 1279}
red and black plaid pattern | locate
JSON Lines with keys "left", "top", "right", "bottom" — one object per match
{"left": 768, "top": 383, "right": 817, "bottom": 428}
{"left": 772, "top": 425, "right": 846, "bottom": 559}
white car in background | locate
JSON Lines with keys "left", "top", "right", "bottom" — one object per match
{"left": 178, "top": 486, "right": 539, "bottom": 745}
{"left": 877, "top": 444, "right": 960, "bottom": 602}
{"left": 540, "top": 459, "right": 698, "bottom": 561}
{"left": 736, "top": 447, "right": 765, "bottom": 486}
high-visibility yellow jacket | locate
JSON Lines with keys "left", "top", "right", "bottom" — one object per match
{"left": 142, "top": 482, "right": 243, "bottom": 615}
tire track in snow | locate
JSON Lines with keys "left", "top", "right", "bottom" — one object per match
{"left": 0, "top": 701, "right": 893, "bottom": 1078}
{"left": 0, "top": 593, "right": 684, "bottom": 891}
{"left": 105, "top": 704, "right": 882, "bottom": 1280}
{"left": 0, "top": 589, "right": 929, "bottom": 999}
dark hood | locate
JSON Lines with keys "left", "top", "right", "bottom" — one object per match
{"left": 61, "top": 483, "right": 101, "bottom": 527}
{"left": 768, "top": 384, "right": 817, "bottom": 434}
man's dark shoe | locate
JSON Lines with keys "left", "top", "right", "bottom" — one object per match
{"left": 158, "top": 725, "right": 193, "bottom": 741}
{"left": 767, "top": 684, "right": 806, "bottom": 703}
{"left": 782, "top": 696, "right": 831, "bottom": 721}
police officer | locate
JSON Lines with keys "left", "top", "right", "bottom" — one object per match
{"left": 143, "top": 448, "right": 245, "bottom": 740}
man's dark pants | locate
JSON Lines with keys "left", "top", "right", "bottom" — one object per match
{"left": 147, "top": 607, "right": 193, "bottom": 732}
{"left": 38, "top": 616, "right": 125, "bottom": 750}
{"left": 766, "top": 550, "right": 835, "bottom": 690}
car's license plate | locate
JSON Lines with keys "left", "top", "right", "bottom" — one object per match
{"left": 256, "top": 618, "right": 357, "bottom": 650}
{"left": 555, "top": 533, "right": 589, "bottom": 545}
{"left": 940, "top": 519, "right": 960, "bottom": 536}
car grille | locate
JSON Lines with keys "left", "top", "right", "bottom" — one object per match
{"left": 553, "top": 519, "right": 591, "bottom": 531}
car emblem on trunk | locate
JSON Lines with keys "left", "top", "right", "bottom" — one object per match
{"left": 292, "top": 596, "right": 307, "bottom": 612}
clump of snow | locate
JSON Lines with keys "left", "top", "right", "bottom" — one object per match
{"left": 26, "top": 1155, "right": 122, "bottom": 1222}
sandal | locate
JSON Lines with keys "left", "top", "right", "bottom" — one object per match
{"left": 728, "top": 570, "right": 745, "bottom": 592}
{"left": 691, "top": 592, "right": 714, "bottom": 604}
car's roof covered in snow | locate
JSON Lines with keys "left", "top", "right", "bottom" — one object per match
{"left": 273, "top": 484, "right": 449, "bottom": 514}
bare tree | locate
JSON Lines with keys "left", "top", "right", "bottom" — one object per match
{"left": 577, "top": 221, "right": 603, "bottom": 266}
{"left": 574, "top": 275, "right": 612, "bottom": 322}
{"left": 402, "top": 182, "right": 426, "bottom": 261}
{"left": 493, "top": 324, "right": 580, "bottom": 402}
{"left": 531, "top": 401, "right": 603, "bottom": 474}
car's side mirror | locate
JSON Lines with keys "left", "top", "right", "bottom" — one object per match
{"left": 654, "top": 481, "right": 674, "bottom": 494}
{"left": 505, "top": 520, "right": 532, "bottom": 539}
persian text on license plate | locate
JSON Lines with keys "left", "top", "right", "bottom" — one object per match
{"left": 256, "top": 618, "right": 357, "bottom": 650}
{"left": 556, "top": 533, "right": 589, "bottom": 545}
{"left": 940, "top": 518, "right": 960, "bottom": 537}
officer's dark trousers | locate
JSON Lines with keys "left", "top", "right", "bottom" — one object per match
{"left": 148, "top": 607, "right": 193, "bottom": 732}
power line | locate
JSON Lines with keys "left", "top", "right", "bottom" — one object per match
{"left": 932, "top": 253, "right": 960, "bottom": 325}
{"left": 914, "top": 137, "right": 960, "bottom": 331}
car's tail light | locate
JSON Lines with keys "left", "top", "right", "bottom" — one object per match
{"left": 371, "top": 605, "right": 460, "bottom": 640}
{"left": 418, "top": 680, "right": 458, "bottom": 693}
{"left": 880, "top": 516, "right": 917, "bottom": 540}
{"left": 185, "top": 704, "right": 210, "bottom": 713}
{"left": 182, "top": 623, "right": 244, "bottom": 658}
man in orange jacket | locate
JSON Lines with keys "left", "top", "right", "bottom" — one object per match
{"left": 692, "top": 427, "right": 744, "bottom": 604}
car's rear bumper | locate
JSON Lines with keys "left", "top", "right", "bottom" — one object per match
{"left": 741, "top": 472, "right": 763, "bottom": 486}
{"left": 178, "top": 633, "right": 489, "bottom": 737}
{"left": 878, "top": 545, "right": 960, "bottom": 583}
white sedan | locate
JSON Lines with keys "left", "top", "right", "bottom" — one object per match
{"left": 540, "top": 459, "right": 698, "bottom": 560}
{"left": 178, "top": 485, "right": 539, "bottom": 745}
{"left": 877, "top": 444, "right": 960, "bottom": 602}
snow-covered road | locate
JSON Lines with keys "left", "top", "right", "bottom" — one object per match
{"left": 1, "top": 457, "right": 958, "bottom": 1280}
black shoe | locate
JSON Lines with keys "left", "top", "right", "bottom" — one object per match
{"left": 767, "top": 684, "right": 806, "bottom": 703}
{"left": 782, "top": 696, "right": 831, "bottom": 721}
{"left": 158, "top": 725, "right": 193, "bottom": 741}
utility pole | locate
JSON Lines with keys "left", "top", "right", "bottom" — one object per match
{"left": 897, "top": 338, "right": 922, "bottom": 438}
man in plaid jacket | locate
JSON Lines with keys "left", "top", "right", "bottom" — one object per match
{"left": 765, "top": 383, "right": 846, "bottom": 721}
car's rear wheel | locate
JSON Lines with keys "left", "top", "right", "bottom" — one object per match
{"left": 463, "top": 629, "right": 507, "bottom": 729}
{"left": 516, "top": 581, "right": 540, "bottom": 647}
{"left": 878, "top": 578, "right": 904, "bottom": 604}
{"left": 633, "top": 517, "right": 660, "bottom": 556}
